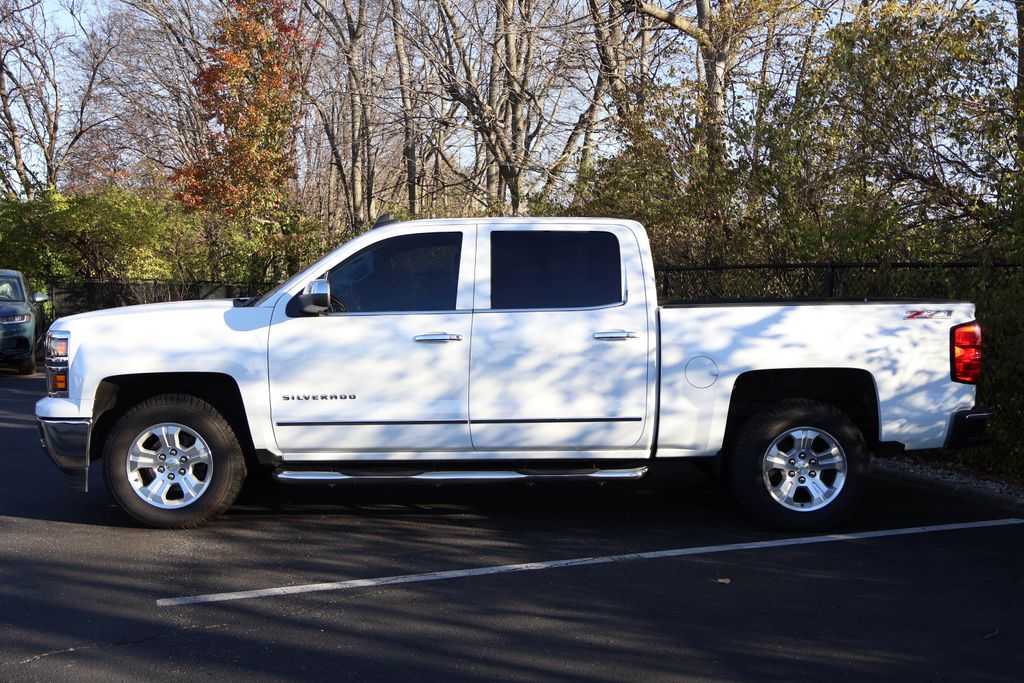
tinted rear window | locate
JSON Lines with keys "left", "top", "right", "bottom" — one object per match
{"left": 490, "top": 231, "right": 621, "bottom": 309}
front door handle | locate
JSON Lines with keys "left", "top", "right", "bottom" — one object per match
{"left": 593, "top": 330, "right": 638, "bottom": 341}
{"left": 414, "top": 333, "right": 464, "bottom": 343}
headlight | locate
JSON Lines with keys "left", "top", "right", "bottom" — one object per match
{"left": 0, "top": 314, "right": 30, "bottom": 324}
{"left": 47, "top": 330, "right": 69, "bottom": 359}
{"left": 46, "top": 330, "right": 70, "bottom": 397}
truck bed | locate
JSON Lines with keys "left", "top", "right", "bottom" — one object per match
{"left": 655, "top": 300, "right": 977, "bottom": 458}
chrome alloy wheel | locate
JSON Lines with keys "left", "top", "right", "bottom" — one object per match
{"left": 125, "top": 423, "right": 214, "bottom": 509}
{"left": 761, "top": 426, "right": 847, "bottom": 512}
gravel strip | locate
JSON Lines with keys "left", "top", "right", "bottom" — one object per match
{"left": 874, "top": 456, "right": 1024, "bottom": 512}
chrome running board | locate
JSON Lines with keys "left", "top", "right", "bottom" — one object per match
{"left": 273, "top": 466, "right": 648, "bottom": 485}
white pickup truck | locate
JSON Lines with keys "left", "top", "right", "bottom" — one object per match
{"left": 36, "top": 218, "right": 991, "bottom": 530}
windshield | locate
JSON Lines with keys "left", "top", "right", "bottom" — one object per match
{"left": 245, "top": 254, "right": 330, "bottom": 307}
{"left": 0, "top": 275, "right": 25, "bottom": 302}
{"left": 246, "top": 278, "right": 293, "bottom": 307}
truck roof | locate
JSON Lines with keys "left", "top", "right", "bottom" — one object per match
{"left": 387, "top": 216, "right": 644, "bottom": 231}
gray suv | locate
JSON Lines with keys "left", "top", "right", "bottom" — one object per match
{"left": 0, "top": 269, "right": 48, "bottom": 374}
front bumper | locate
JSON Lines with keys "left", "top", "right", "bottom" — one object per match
{"left": 38, "top": 418, "right": 91, "bottom": 491}
{"left": 946, "top": 409, "right": 994, "bottom": 449}
{"left": 0, "top": 334, "right": 33, "bottom": 363}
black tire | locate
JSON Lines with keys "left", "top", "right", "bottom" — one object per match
{"left": 17, "top": 355, "right": 36, "bottom": 375}
{"left": 729, "top": 400, "right": 870, "bottom": 532}
{"left": 103, "top": 394, "right": 247, "bottom": 528}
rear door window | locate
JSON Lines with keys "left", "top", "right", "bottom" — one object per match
{"left": 490, "top": 231, "right": 621, "bottom": 309}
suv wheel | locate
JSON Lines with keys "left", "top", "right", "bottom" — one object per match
{"left": 17, "top": 356, "right": 36, "bottom": 375}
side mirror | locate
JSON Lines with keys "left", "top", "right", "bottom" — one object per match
{"left": 301, "top": 279, "right": 330, "bottom": 315}
{"left": 285, "top": 279, "right": 339, "bottom": 317}
{"left": 33, "top": 292, "right": 48, "bottom": 304}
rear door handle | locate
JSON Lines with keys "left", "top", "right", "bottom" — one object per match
{"left": 414, "top": 333, "right": 464, "bottom": 343}
{"left": 593, "top": 330, "right": 638, "bottom": 341}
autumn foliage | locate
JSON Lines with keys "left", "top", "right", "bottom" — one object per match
{"left": 175, "top": 0, "right": 304, "bottom": 218}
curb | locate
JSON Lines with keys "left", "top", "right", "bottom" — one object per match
{"left": 872, "top": 460, "right": 1024, "bottom": 514}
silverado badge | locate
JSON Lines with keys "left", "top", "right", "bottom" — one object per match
{"left": 282, "top": 394, "right": 356, "bottom": 401}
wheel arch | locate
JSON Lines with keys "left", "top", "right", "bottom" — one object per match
{"left": 90, "top": 372, "right": 256, "bottom": 468}
{"left": 723, "top": 368, "right": 881, "bottom": 454}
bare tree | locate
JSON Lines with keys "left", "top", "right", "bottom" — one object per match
{"left": 629, "top": 0, "right": 787, "bottom": 174}
{"left": 0, "top": 0, "right": 113, "bottom": 198}
{"left": 305, "top": 0, "right": 378, "bottom": 229}
{"left": 97, "top": 0, "right": 219, "bottom": 175}
{"left": 414, "top": 0, "right": 607, "bottom": 214}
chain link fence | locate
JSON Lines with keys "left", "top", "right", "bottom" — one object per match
{"left": 656, "top": 261, "right": 1021, "bottom": 301}
{"left": 39, "top": 261, "right": 1020, "bottom": 319}
{"left": 43, "top": 278, "right": 272, "bottom": 320}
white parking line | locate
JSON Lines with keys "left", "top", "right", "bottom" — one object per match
{"left": 157, "top": 518, "right": 1023, "bottom": 607}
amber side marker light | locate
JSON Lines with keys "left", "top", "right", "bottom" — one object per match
{"left": 48, "top": 372, "right": 68, "bottom": 392}
{"left": 951, "top": 321, "right": 982, "bottom": 384}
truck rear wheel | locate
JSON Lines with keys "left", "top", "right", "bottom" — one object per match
{"left": 729, "top": 400, "right": 869, "bottom": 531}
{"left": 103, "top": 394, "right": 247, "bottom": 528}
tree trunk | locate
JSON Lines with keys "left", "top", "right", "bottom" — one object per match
{"left": 1016, "top": 2, "right": 1024, "bottom": 172}
{"left": 0, "top": 63, "right": 35, "bottom": 199}
{"left": 703, "top": 49, "right": 727, "bottom": 174}
{"left": 391, "top": 0, "right": 418, "bottom": 215}
{"left": 485, "top": 9, "right": 503, "bottom": 209}
{"left": 694, "top": 1, "right": 726, "bottom": 176}
{"left": 349, "top": 86, "right": 364, "bottom": 227}
{"left": 501, "top": 164, "right": 521, "bottom": 215}
{"left": 751, "top": 20, "right": 776, "bottom": 173}
{"left": 499, "top": 0, "right": 524, "bottom": 215}
{"left": 1015, "top": 1, "right": 1024, "bottom": 226}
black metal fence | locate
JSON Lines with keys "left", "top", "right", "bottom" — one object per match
{"left": 43, "top": 279, "right": 271, "bottom": 320}
{"left": 38, "top": 261, "right": 1021, "bottom": 319}
{"left": 656, "top": 261, "right": 1021, "bottom": 302}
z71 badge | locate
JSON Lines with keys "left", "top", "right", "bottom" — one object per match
{"left": 904, "top": 309, "right": 953, "bottom": 320}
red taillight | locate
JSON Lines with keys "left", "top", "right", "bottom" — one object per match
{"left": 951, "top": 322, "right": 982, "bottom": 384}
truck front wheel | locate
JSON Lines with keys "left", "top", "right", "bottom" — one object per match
{"left": 729, "top": 400, "right": 870, "bottom": 531}
{"left": 103, "top": 394, "right": 247, "bottom": 528}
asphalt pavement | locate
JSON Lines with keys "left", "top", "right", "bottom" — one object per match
{"left": 1, "top": 372, "right": 1022, "bottom": 682}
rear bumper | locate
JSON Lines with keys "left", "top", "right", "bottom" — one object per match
{"left": 946, "top": 409, "right": 994, "bottom": 449}
{"left": 38, "top": 418, "right": 91, "bottom": 491}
